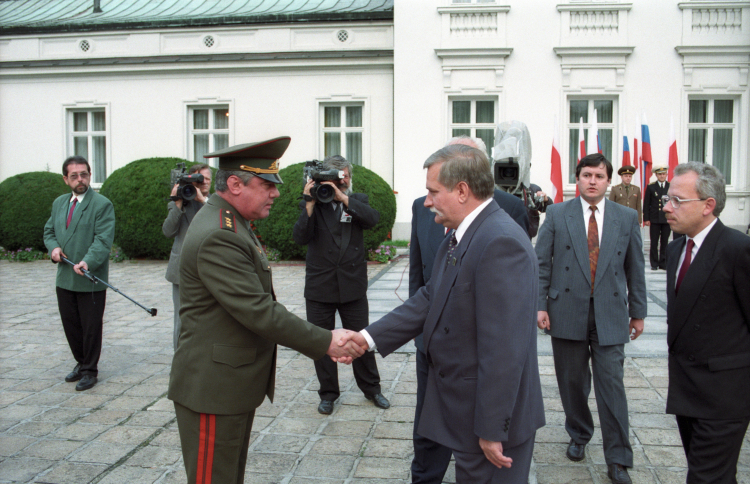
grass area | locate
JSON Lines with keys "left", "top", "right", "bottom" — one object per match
{"left": 389, "top": 239, "right": 409, "bottom": 247}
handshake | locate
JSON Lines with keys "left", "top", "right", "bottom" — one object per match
{"left": 325, "top": 329, "right": 370, "bottom": 364}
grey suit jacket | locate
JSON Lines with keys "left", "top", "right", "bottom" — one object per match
{"left": 536, "top": 198, "right": 646, "bottom": 346}
{"left": 162, "top": 200, "right": 203, "bottom": 285}
{"left": 369, "top": 201, "right": 545, "bottom": 452}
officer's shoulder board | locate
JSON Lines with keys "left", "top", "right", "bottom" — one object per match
{"left": 220, "top": 209, "right": 237, "bottom": 233}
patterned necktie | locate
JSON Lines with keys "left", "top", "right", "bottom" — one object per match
{"left": 66, "top": 198, "right": 78, "bottom": 229}
{"left": 675, "top": 238, "right": 695, "bottom": 294}
{"left": 588, "top": 206, "right": 599, "bottom": 294}
{"left": 446, "top": 232, "right": 457, "bottom": 265}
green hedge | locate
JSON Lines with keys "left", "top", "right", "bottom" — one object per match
{"left": 0, "top": 171, "right": 70, "bottom": 251}
{"left": 254, "top": 162, "right": 396, "bottom": 260}
{"left": 100, "top": 158, "right": 214, "bottom": 259}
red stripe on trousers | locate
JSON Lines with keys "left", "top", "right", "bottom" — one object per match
{"left": 196, "top": 414, "right": 216, "bottom": 484}
{"left": 205, "top": 414, "right": 215, "bottom": 484}
{"left": 197, "top": 414, "right": 206, "bottom": 484}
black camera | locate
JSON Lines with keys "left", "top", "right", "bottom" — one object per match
{"left": 493, "top": 157, "right": 520, "bottom": 189}
{"left": 303, "top": 160, "right": 344, "bottom": 204}
{"left": 170, "top": 162, "right": 204, "bottom": 201}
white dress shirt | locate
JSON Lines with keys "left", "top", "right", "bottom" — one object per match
{"left": 675, "top": 218, "right": 717, "bottom": 288}
{"left": 581, "top": 196, "right": 605, "bottom": 245}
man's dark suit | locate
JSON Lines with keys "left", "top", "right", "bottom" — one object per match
{"left": 644, "top": 181, "right": 671, "bottom": 269}
{"left": 536, "top": 198, "right": 646, "bottom": 468}
{"left": 408, "top": 189, "right": 529, "bottom": 483}
{"left": 375, "top": 200, "right": 544, "bottom": 482}
{"left": 666, "top": 221, "right": 750, "bottom": 483}
{"left": 293, "top": 193, "right": 381, "bottom": 402}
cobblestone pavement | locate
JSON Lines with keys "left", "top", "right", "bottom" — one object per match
{"left": 0, "top": 258, "right": 748, "bottom": 483}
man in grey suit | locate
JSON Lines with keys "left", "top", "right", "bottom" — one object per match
{"left": 162, "top": 163, "right": 211, "bottom": 350}
{"left": 345, "top": 143, "right": 545, "bottom": 482}
{"left": 536, "top": 153, "right": 646, "bottom": 484}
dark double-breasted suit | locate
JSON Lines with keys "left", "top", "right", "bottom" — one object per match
{"left": 536, "top": 197, "right": 646, "bottom": 467}
{"left": 373, "top": 201, "right": 544, "bottom": 481}
{"left": 644, "top": 181, "right": 671, "bottom": 269}
{"left": 407, "top": 188, "right": 530, "bottom": 482}
{"left": 666, "top": 220, "right": 750, "bottom": 483}
{"left": 293, "top": 193, "right": 382, "bottom": 402}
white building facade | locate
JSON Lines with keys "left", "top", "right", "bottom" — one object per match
{"left": 1, "top": 0, "right": 748, "bottom": 238}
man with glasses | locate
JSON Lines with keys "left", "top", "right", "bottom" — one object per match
{"left": 643, "top": 166, "right": 671, "bottom": 269}
{"left": 44, "top": 156, "right": 116, "bottom": 391}
{"left": 663, "top": 162, "right": 750, "bottom": 484}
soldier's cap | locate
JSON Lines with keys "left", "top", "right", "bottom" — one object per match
{"left": 618, "top": 166, "right": 636, "bottom": 176}
{"left": 204, "top": 137, "right": 290, "bottom": 184}
{"left": 653, "top": 165, "right": 668, "bottom": 174}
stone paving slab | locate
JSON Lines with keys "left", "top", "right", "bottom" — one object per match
{"left": 1, "top": 258, "right": 749, "bottom": 484}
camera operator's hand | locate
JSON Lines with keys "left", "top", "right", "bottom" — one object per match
{"left": 193, "top": 183, "right": 207, "bottom": 204}
{"left": 170, "top": 183, "right": 183, "bottom": 210}
{"left": 536, "top": 190, "right": 549, "bottom": 202}
{"left": 303, "top": 179, "right": 316, "bottom": 216}
{"left": 321, "top": 181, "right": 349, "bottom": 207}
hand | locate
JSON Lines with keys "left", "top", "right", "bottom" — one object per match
{"left": 339, "top": 331, "right": 369, "bottom": 352}
{"left": 536, "top": 190, "right": 548, "bottom": 202}
{"left": 537, "top": 311, "right": 550, "bottom": 330}
{"left": 629, "top": 318, "right": 644, "bottom": 340}
{"left": 321, "top": 181, "right": 349, "bottom": 206}
{"left": 479, "top": 438, "right": 513, "bottom": 469}
{"left": 51, "top": 247, "right": 66, "bottom": 263}
{"left": 327, "top": 329, "right": 366, "bottom": 363}
{"left": 194, "top": 186, "right": 207, "bottom": 204}
{"left": 303, "top": 179, "right": 315, "bottom": 198}
{"left": 73, "top": 260, "right": 88, "bottom": 277}
{"left": 643, "top": 221, "right": 651, "bottom": 226}
{"left": 170, "top": 184, "right": 183, "bottom": 209}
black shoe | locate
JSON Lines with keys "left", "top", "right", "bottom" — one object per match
{"left": 651, "top": 266, "right": 659, "bottom": 270}
{"left": 65, "top": 364, "right": 82, "bottom": 382}
{"left": 365, "top": 393, "right": 390, "bottom": 409}
{"left": 317, "top": 400, "right": 334, "bottom": 415}
{"left": 566, "top": 440, "right": 586, "bottom": 461}
{"left": 607, "top": 464, "right": 632, "bottom": 484}
{"left": 75, "top": 375, "right": 97, "bottom": 391}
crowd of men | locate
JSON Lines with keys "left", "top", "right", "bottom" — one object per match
{"left": 43, "top": 138, "right": 748, "bottom": 483}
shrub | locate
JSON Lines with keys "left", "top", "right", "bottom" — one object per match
{"left": 254, "top": 162, "right": 396, "bottom": 260}
{"left": 100, "top": 158, "right": 214, "bottom": 259}
{"left": 0, "top": 171, "right": 70, "bottom": 251}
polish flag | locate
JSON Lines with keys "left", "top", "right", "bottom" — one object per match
{"left": 550, "top": 116, "right": 563, "bottom": 203}
{"left": 588, "top": 109, "right": 602, "bottom": 155}
{"left": 668, "top": 114, "right": 678, "bottom": 180}
{"left": 576, "top": 117, "right": 586, "bottom": 197}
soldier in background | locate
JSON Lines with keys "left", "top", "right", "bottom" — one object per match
{"left": 643, "top": 166, "right": 671, "bottom": 270}
{"left": 609, "top": 166, "right": 642, "bottom": 223}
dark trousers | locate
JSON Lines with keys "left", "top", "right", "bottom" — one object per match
{"left": 412, "top": 348, "right": 453, "bottom": 483}
{"left": 649, "top": 222, "right": 671, "bottom": 269}
{"left": 452, "top": 433, "right": 535, "bottom": 484}
{"left": 306, "top": 297, "right": 381, "bottom": 401}
{"left": 56, "top": 287, "right": 105, "bottom": 377}
{"left": 551, "top": 300, "right": 632, "bottom": 467}
{"left": 174, "top": 402, "right": 255, "bottom": 484}
{"left": 676, "top": 415, "right": 750, "bottom": 484}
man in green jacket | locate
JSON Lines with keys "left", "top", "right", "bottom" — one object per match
{"left": 168, "top": 137, "right": 365, "bottom": 484}
{"left": 43, "top": 156, "right": 115, "bottom": 392}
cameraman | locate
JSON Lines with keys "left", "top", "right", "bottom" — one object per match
{"left": 526, "top": 183, "right": 553, "bottom": 238}
{"left": 293, "top": 155, "right": 389, "bottom": 415}
{"left": 162, "top": 163, "right": 212, "bottom": 350}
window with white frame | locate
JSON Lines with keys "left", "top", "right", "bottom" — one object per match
{"left": 68, "top": 109, "right": 107, "bottom": 184}
{"left": 567, "top": 98, "right": 616, "bottom": 183}
{"left": 321, "top": 104, "right": 363, "bottom": 165}
{"left": 688, "top": 98, "right": 736, "bottom": 184}
{"left": 449, "top": 99, "right": 496, "bottom": 160}
{"left": 189, "top": 106, "right": 229, "bottom": 164}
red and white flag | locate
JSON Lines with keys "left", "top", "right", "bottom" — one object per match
{"left": 575, "top": 117, "right": 586, "bottom": 197}
{"left": 550, "top": 116, "right": 563, "bottom": 203}
{"left": 668, "top": 113, "right": 678, "bottom": 180}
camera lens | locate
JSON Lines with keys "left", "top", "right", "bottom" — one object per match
{"left": 181, "top": 184, "right": 197, "bottom": 201}
{"left": 315, "top": 184, "right": 335, "bottom": 204}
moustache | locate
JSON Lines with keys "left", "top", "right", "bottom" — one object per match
{"left": 429, "top": 207, "right": 444, "bottom": 217}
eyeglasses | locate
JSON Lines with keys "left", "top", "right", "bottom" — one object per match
{"left": 66, "top": 172, "right": 90, "bottom": 181}
{"left": 661, "top": 195, "right": 706, "bottom": 208}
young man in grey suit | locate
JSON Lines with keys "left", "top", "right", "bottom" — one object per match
{"left": 346, "top": 143, "right": 545, "bottom": 483}
{"left": 663, "top": 162, "right": 750, "bottom": 484}
{"left": 536, "top": 153, "right": 646, "bottom": 484}
{"left": 44, "top": 156, "right": 116, "bottom": 391}
{"left": 162, "top": 163, "right": 211, "bottom": 350}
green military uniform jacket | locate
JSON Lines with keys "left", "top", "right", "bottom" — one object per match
{"left": 168, "top": 194, "right": 332, "bottom": 416}
{"left": 609, "top": 183, "right": 642, "bottom": 223}
{"left": 43, "top": 188, "right": 115, "bottom": 292}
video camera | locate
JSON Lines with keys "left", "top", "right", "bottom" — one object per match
{"left": 492, "top": 121, "right": 549, "bottom": 213}
{"left": 302, "top": 160, "right": 344, "bottom": 204}
{"left": 170, "top": 162, "right": 204, "bottom": 201}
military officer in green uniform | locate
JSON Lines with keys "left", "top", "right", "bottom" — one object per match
{"left": 168, "top": 137, "right": 365, "bottom": 484}
{"left": 609, "top": 165, "right": 642, "bottom": 223}
{"left": 44, "top": 155, "right": 115, "bottom": 392}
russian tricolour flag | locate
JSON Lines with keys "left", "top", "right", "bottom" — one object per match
{"left": 622, "top": 126, "right": 631, "bottom": 167}
{"left": 641, "top": 113, "right": 652, "bottom": 190}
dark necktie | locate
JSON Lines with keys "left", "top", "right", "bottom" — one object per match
{"left": 446, "top": 232, "right": 457, "bottom": 265}
{"left": 675, "top": 238, "right": 695, "bottom": 294}
{"left": 588, "top": 206, "right": 599, "bottom": 294}
{"left": 66, "top": 198, "right": 78, "bottom": 229}
{"left": 625, "top": 185, "right": 629, "bottom": 197}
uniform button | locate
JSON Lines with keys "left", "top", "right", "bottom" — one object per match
{"left": 694, "top": 324, "right": 700, "bottom": 330}
{"left": 688, "top": 355, "right": 695, "bottom": 361}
